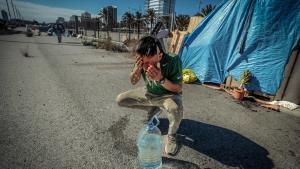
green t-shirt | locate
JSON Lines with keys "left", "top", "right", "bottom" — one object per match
{"left": 141, "top": 53, "right": 182, "bottom": 95}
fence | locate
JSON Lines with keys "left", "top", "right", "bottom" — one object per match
{"left": 67, "top": 28, "right": 148, "bottom": 43}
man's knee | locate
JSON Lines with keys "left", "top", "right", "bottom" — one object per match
{"left": 116, "top": 92, "right": 138, "bottom": 107}
{"left": 164, "top": 99, "right": 180, "bottom": 113}
{"left": 164, "top": 98, "right": 183, "bottom": 124}
{"left": 116, "top": 93, "right": 127, "bottom": 107}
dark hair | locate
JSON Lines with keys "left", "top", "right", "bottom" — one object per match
{"left": 136, "top": 36, "right": 164, "bottom": 57}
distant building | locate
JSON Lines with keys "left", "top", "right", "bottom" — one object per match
{"left": 69, "top": 15, "right": 77, "bottom": 22}
{"left": 81, "top": 12, "right": 92, "bottom": 30}
{"left": 102, "top": 6, "right": 117, "bottom": 31}
{"left": 144, "top": 0, "right": 176, "bottom": 17}
{"left": 81, "top": 12, "right": 91, "bottom": 21}
{"left": 69, "top": 15, "right": 79, "bottom": 30}
{"left": 1, "top": 10, "right": 9, "bottom": 21}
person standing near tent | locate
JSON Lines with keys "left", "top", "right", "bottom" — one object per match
{"left": 52, "top": 21, "right": 65, "bottom": 43}
{"left": 116, "top": 36, "right": 183, "bottom": 156}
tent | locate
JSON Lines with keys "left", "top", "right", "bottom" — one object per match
{"left": 180, "top": 0, "right": 300, "bottom": 102}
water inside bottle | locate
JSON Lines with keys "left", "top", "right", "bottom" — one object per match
{"left": 138, "top": 133, "right": 162, "bottom": 169}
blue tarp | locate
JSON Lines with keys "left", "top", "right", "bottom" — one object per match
{"left": 180, "top": 0, "right": 300, "bottom": 95}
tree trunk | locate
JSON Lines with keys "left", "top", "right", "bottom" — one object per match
{"left": 106, "top": 25, "right": 109, "bottom": 38}
{"left": 137, "top": 22, "right": 140, "bottom": 39}
{"left": 128, "top": 25, "right": 131, "bottom": 40}
{"left": 107, "top": 31, "right": 110, "bottom": 38}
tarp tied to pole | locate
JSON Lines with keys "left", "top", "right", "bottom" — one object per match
{"left": 180, "top": 0, "right": 300, "bottom": 95}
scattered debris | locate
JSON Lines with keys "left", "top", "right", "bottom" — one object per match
{"left": 269, "top": 101, "right": 299, "bottom": 110}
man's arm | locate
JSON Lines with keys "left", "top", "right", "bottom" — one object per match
{"left": 129, "top": 67, "right": 142, "bottom": 85}
{"left": 161, "top": 79, "right": 182, "bottom": 93}
{"left": 129, "top": 56, "right": 143, "bottom": 85}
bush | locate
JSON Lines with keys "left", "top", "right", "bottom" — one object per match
{"left": 81, "top": 40, "right": 94, "bottom": 46}
{"left": 25, "top": 31, "right": 33, "bottom": 37}
{"left": 103, "top": 37, "right": 113, "bottom": 51}
{"left": 123, "top": 39, "right": 138, "bottom": 48}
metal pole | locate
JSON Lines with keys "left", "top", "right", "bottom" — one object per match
{"left": 97, "top": 18, "right": 100, "bottom": 38}
{"left": 94, "top": 19, "right": 96, "bottom": 38}
{"left": 119, "top": 28, "right": 120, "bottom": 42}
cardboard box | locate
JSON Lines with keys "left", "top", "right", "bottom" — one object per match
{"left": 187, "top": 16, "right": 204, "bottom": 33}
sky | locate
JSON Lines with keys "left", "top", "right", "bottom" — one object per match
{"left": 0, "top": 0, "right": 223, "bottom": 23}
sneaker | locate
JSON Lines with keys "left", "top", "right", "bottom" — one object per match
{"left": 165, "top": 134, "right": 179, "bottom": 156}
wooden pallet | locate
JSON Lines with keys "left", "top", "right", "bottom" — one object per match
{"left": 187, "top": 16, "right": 204, "bottom": 33}
{"left": 169, "top": 30, "right": 188, "bottom": 55}
{"left": 169, "top": 16, "right": 204, "bottom": 55}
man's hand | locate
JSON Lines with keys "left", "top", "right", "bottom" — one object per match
{"left": 146, "top": 64, "right": 182, "bottom": 93}
{"left": 133, "top": 56, "right": 143, "bottom": 73}
{"left": 146, "top": 65, "right": 163, "bottom": 81}
{"left": 130, "top": 55, "right": 143, "bottom": 85}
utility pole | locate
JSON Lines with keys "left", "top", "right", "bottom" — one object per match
{"left": 5, "top": 0, "right": 11, "bottom": 20}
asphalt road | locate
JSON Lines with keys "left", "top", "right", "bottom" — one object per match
{"left": 0, "top": 34, "right": 299, "bottom": 169}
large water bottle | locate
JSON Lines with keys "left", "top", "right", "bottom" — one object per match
{"left": 137, "top": 115, "right": 162, "bottom": 169}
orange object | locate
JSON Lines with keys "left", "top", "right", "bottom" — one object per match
{"left": 232, "top": 88, "right": 245, "bottom": 101}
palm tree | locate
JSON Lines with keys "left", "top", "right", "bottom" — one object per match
{"left": 146, "top": 8, "right": 156, "bottom": 30}
{"left": 98, "top": 8, "right": 109, "bottom": 38}
{"left": 195, "top": 4, "right": 215, "bottom": 17}
{"left": 122, "top": 11, "right": 134, "bottom": 40}
{"left": 176, "top": 15, "right": 190, "bottom": 31}
{"left": 135, "top": 11, "right": 142, "bottom": 39}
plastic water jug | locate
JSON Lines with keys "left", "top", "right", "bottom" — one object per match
{"left": 137, "top": 115, "right": 162, "bottom": 169}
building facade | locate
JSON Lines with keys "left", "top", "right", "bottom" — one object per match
{"left": 144, "top": 0, "right": 176, "bottom": 16}
{"left": 101, "top": 6, "right": 117, "bottom": 31}
{"left": 69, "top": 15, "right": 77, "bottom": 22}
{"left": 69, "top": 15, "right": 79, "bottom": 32}
{"left": 81, "top": 12, "right": 92, "bottom": 30}
{"left": 81, "top": 12, "right": 91, "bottom": 21}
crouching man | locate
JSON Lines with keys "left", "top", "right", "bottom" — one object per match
{"left": 116, "top": 36, "right": 183, "bottom": 156}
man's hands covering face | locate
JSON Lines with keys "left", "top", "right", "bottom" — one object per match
{"left": 146, "top": 65, "right": 163, "bottom": 81}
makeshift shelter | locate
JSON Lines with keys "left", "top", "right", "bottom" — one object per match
{"left": 180, "top": 0, "right": 300, "bottom": 103}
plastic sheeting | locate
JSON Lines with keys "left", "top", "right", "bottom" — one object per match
{"left": 180, "top": 0, "right": 300, "bottom": 95}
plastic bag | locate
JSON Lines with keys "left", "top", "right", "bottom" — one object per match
{"left": 182, "top": 69, "right": 197, "bottom": 83}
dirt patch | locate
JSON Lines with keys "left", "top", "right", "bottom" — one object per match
{"left": 107, "top": 115, "right": 137, "bottom": 157}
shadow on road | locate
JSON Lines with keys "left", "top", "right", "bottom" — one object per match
{"left": 158, "top": 118, "right": 274, "bottom": 169}
{"left": 162, "top": 157, "right": 200, "bottom": 169}
{"left": 0, "top": 39, "right": 82, "bottom": 46}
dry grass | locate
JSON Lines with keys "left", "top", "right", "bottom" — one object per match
{"left": 81, "top": 37, "right": 129, "bottom": 52}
